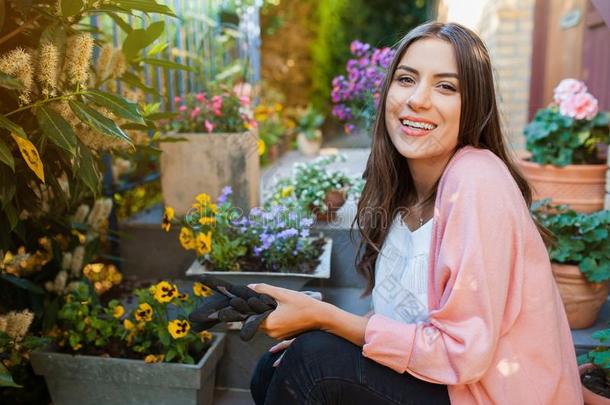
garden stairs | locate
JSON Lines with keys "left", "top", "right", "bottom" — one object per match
{"left": 118, "top": 144, "right": 608, "bottom": 405}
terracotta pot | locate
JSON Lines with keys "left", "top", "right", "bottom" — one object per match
{"left": 551, "top": 262, "right": 610, "bottom": 329}
{"left": 517, "top": 159, "right": 606, "bottom": 213}
{"left": 580, "top": 363, "right": 610, "bottom": 404}
{"left": 312, "top": 188, "right": 347, "bottom": 222}
{"left": 297, "top": 131, "right": 322, "bottom": 156}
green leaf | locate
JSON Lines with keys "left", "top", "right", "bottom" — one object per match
{"left": 22, "top": 335, "right": 50, "bottom": 350}
{"left": 0, "top": 114, "right": 26, "bottom": 138}
{"left": 147, "top": 41, "right": 168, "bottom": 57}
{"left": 0, "top": 274, "right": 44, "bottom": 294}
{"left": 36, "top": 106, "right": 77, "bottom": 155}
{"left": 61, "top": 0, "right": 83, "bottom": 17}
{"left": 115, "top": 0, "right": 176, "bottom": 16}
{"left": 0, "top": 137, "right": 14, "bottom": 171}
{"left": 0, "top": 72, "right": 22, "bottom": 90}
{"left": 0, "top": 362, "right": 21, "bottom": 388}
{"left": 78, "top": 144, "right": 101, "bottom": 195}
{"left": 85, "top": 90, "right": 145, "bottom": 124}
{"left": 0, "top": 163, "right": 15, "bottom": 206}
{"left": 107, "top": 12, "right": 132, "bottom": 33}
{"left": 4, "top": 202, "right": 17, "bottom": 231}
{"left": 122, "top": 21, "right": 165, "bottom": 60}
{"left": 69, "top": 100, "right": 133, "bottom": 147}
{"left": 120, "top": 71, "right": 161, "bottom": 97}
{"left": 146, "top": 111, "right": 177, "bottom": 121}
{"left": 140, "top": 58, "right": 193, "bottom": 72}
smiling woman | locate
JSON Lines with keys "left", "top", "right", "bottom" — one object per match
{"left": 249, "top": 21, "right": 583, "bottom": 405}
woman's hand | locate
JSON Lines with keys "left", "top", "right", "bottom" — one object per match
{"left": 269, "top": 338, "right": 295, "bottom": 367}
{"left": 248, "top": 283, "right": 327, "bottom": 340}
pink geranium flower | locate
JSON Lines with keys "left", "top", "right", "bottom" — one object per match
{"left": 174, "top": 96, "right": 182, "bottom": 104}
{"left": 196, "top": 92, "right": 205, "bottom": 102}
{"left": 553, "top": 78, "right": 587, "bottom": 104}
{"left": 190, "top": 107, "right": 201, "bottom": 119}
{"left": 204, "top": 120, "right": 215, "bottom": 133}
{"left": 559, "top": 92, "right": 599, "bottom": 120}
{"left": 239, "top": 96, "right": 250, "bottom": 107}
{"left": 179, "top": 105, "right": 187, "bottom": 112}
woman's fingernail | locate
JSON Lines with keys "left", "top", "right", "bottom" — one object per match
{"left": 248, "top": 283, "right": 257, "bottom": 289}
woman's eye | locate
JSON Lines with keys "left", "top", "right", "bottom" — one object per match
{"left": 439, "top": 83, "right": 457, "bottom": 92}
{"left": 397, "top": 76, "right": 414, "bottom": 84}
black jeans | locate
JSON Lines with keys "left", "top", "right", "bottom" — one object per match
{"left": 250, "top": 330, "right": 451, "bottom": 405}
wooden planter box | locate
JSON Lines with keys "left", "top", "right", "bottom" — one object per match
{"left": 186, "top": 238, "right": 332, "bottom": 291}
{"left": 160, "top": 132, "right": 260, "bottom": 215}
{"left": 30, "top": 333, "right": 226, "bottom": 405}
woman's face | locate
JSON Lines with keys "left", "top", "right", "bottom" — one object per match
{"left": 384, "top": 38, "right": 461, "bottom": 161}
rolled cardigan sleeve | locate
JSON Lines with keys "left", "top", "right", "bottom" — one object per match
{"left": 362, "top": 152, "right": 526, "bottom": 385}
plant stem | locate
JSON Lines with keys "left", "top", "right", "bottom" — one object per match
{"left": 0, "top": 16, "right": 41, "bottom": 46}
{"left": 5, "top": 92, "right": 86, "bottom": 117}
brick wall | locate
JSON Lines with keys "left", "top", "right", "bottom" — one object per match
{"left": 437, "top": 0, "right": 535, "bottom": 150}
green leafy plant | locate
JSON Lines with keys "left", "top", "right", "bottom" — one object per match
{"left": 271, "top": 154, "right": 363, "bottom": 215}
{"left": 293, "top": 104, "right": 324, "bottom": 141}
{"left": 54, "top": 280, "right": 215, "bottom": 364}
{"left": 524, "top": 79, "right": 610, "bottom": 166}
{"left": 578, "top": 328, "right": 610, "bottom": 398}
{"left": 531, "top": 199, "right": 610, "bottom": 282}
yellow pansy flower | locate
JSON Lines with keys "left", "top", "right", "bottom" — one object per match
{"left": 281, "top": 186, "right": 294, "bottom": 198}
{"left": 123, "top": 319, "right": 135, "bottom": 330}
{"left": 179, "top": 227, "right": 196, "bottom": 250}
{"left": 196, "top": 231, "right": 212, "bottom": 256}
{"left": 178, "top": 292, "right": 189, "bottom": 301}
{"left": 193, "top": 282, "right": 212, "bottom": 297}
{"left": 153, "top": 281, "right": 179, "bottom": 303}
{"left": 162, "top": 206, "right": 174, "bottom": 232}
{"left": 199, "top": 216, "right": 216, "bottom": 226}
{"left": 195, "top": 193, "right": 211, "bottom": 205}
{"left": 134, "top": 303, "right": 153, "bottom": 322}
{"left": 274, "top": 103, "right": 283, "bottom": 112}
{"left": 113, "top": 305, "right": 125, "bottom": 319}
{"left": 257, "top": 139, "right": 265, "bottom": 156}
{"left": 198, "top": 330, "right": 213, "bottom": 343}
{"left": 144, "top": 354, "right": 165, "bottom": 363}
{"left": 168, "top": 319, "right": 191, "bottom": 339}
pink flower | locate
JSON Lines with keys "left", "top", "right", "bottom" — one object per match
{"left": 196, "top": 92, "right": 205, "bottom": 102}
{"left": 239, "top": 96, "right": 250, "bottom": 107}
{"left": 174, "top": 96, "right": 182, "bottom": 104}
{"left": 204, "top": 120, "right": 215, "bottom": 133}
{"left": 233, "top": 82, "right": 252, "bottom": 99}
{"left": 553, "top": 78, "right": 587, "bottom": 104}
{"left": 190, "top": 107, "right": 201, "bottom": 119}
{"left": 179, "top": 105, "right": 187, "bottom": 112}
{"left": 559, "top": 92, "right": 599, "bottom": 120}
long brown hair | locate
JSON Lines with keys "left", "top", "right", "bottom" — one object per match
{"left": 353, "top": 21, "right": 554, "bottom": 296}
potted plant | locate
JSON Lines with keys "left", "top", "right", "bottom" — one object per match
{"left": 30, "top": 281, "right": 225, "bottom": 405}
{"left": 578, "top": 328, "right": 610, "bottom": 404}
{"left": 294, "top": 104, "right": 325, "bottom": 156}
{"left": 519, "top": 79, "right": 610, "bottom": 213}
{"left": 271, "top": 154, "right": 363, "bottom": 222}
{"left": 160, "top": 84, "right": 260, "bottom": 215}
{"left": 532, "top": 199, "right": 610, "bottom": 328}
{"left": 162, "top": 187, "right": 332, "bottom": 291}
{"left": 331, "top": 40, "right": 396, "bottom": 134}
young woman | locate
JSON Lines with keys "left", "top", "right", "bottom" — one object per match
{"left": 248, "top": 22, "right": 583, "bottom": 404}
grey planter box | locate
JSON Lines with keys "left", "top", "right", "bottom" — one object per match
{"left": 185, "top": 238, "right": 332, "bottom": 291}
{"left": 30, "top": 333, "right": 226, "bottom": 405}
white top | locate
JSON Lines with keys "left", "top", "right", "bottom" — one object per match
{"left": 372, "top": 214, "right": 433, "bottom": 324}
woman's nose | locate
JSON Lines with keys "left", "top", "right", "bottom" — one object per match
{"left": 407, "top": 84, "right": 432, "bottom": 110}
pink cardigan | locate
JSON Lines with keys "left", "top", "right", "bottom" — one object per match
{"left": 362, "top": 146, "right": 583, "bottom": 404}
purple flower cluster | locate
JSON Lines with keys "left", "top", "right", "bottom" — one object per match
{"left": 331, "top": 40, "right": 396, "bottom": 133}
{"left": 217, "top": 186, "right": 232, "bottom": 204}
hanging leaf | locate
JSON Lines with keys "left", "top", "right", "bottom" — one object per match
{"left": 78, "top": 144, "right": 101, "bottom": 195}
{"left": 120, "top": 72, "right": 161, "bottom": 97}
{"left": 11, "top": 133, "right": 44, "bottom": 183}
{"left": 0, "top": 114, "right": 26, "bottom": 138}
{"left": 0, "top": 137, "right": 14, "bottom": 171}
{"left": 107, "top": 12, "right": 132, "bottom": 33}
{"left": 0, "top": 274, "right": 45, "bottom": 294}
{"left": 0, "top": 72, "right": 22, "bottom": 90}
{"left": 84, "top": 90, "right": 145, "bottom": 124}
{"left": 122, "top": 21, "right": 165, "bottom": 60}
{"left": 147, "top": 41, "right": 168, "bottom": 57}
{"left": 0, "top": 362, "right": 21, "bottom": 388}
{"left": 69, "top": 100, "right": 133, "bottom": 147}
{"left": 115, "top": 0, "right": 176, "bottom": 16}
{"left": 60, "top": 0, "right": 83, "bottom": 17}
{"left": 140, "top": 58, "right": 193, "bottom": 72}
{"left": 4, "top": 201, "right": 17, "bottom": 231}
{"left": 35, "top": 106, "right": 77, "bottom": 156}
{"left": 0, "top": 164, "right": 15, "bottom": 206}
